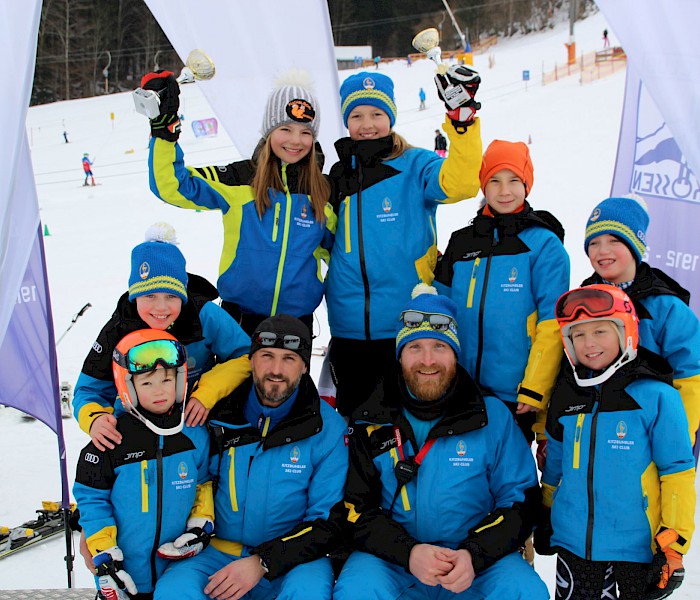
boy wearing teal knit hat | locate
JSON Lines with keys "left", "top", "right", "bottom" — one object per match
{"left": 582, "top": 195, "right": 700, "bottom": 451}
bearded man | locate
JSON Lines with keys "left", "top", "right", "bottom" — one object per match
{"left": 333, "top": 286, "right": 548, "bottom": 599}
{"left": 155, "top": 314, "right": 348, "bottom": 600}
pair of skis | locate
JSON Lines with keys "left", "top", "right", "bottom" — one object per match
{"left": 0, "top": 501, "right": 75, "bottom": 560}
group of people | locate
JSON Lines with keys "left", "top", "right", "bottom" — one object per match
{"left": 68, "top": 58, "right": 699, "bottom": 600}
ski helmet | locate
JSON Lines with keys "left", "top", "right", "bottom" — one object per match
{"left": 555, "top": 284, "right": 638, "bottom": 386}
{"left": 112, "top": 329, "right": 188, "bottom": 435}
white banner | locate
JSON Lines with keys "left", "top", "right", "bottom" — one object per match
{"left": 596, "top": 0, "right": 700, "bottom": 180}
{"left": 144, "top": 0, "right": 344, "bottom": 165}
{"left": 597, "top": 0, "right": 700, "bottom": 313}
{"left": 0, "top": 1, "right": 43, "bottom": 344}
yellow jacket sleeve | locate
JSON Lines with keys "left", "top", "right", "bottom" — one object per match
{"left": 659, "top": 468, "right": 696, "bottom": 554}
{"left": 189, "top": 481, "right": 215, "bottom": 523}
{"left": 674, "top": 373, "right": 700, "bottom": 447}
{"left": 438, "top": 116, "right": 482, "bottom": 202}
{"left": 78, "top": 402, "right": 114, "bottom": 436}
{"left": 87, "top": 525, "right": 118, "bottom": 556}
{"left": 191, "top": 355, "right": 251, "bottom": 410}
{"left": 518, "top": 317, "right": 563, "bottom": 415}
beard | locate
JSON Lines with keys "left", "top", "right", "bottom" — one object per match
{"left": 402, "top": 360, "right": 457, "bottom": 402}
{"left": 253, "top": 371, "right": 303, "bottom": 407}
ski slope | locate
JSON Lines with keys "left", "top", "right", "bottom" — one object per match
{"left": 1, "top": 8, "right": 698, "bottom": 596}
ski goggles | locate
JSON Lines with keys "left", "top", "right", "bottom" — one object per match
{"left": 400, "top": 310, "right": 454, "bottom": 332}
{"left": 254, "top": 332, "right": 310, "bottom": 351}
{"left": 113, "top": 339, "right": 187, "bottom": 374}
{"left": 555, "top": 287, "right": 629, "bottom": 324}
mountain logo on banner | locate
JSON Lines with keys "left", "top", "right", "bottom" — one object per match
{"left": 632, "top": 87, "right": 699, "bottom": 204}
{"left": 192, "top": 118, "right": 218, "bottom": 138}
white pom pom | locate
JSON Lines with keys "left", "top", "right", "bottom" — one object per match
{"left": 274, "top": 68, "right": 315, "bottom": 92}
{"left": 411, "top": 283, "right": 437, "bottom": 299}
{"left": 145, "top": 222, "right": 179, "bottom": 245}
{"left": 623, "top": 192, "right": 649, "bottom": 213}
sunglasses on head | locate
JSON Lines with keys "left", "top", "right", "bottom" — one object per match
{"left": 400, "top": 310, "right": 454, "bottom": 332}
{"left": 255, "top": 332, "right": 309, "bottom": 351}
{"left": 556, "top": 288, "right": 627, "bottom": 323}
{"left": 114, "top": 339, "right": 186, "bottom": 374}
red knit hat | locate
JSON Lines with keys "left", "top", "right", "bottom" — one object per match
{"left": 479, "top": 140, "right": 534, "bottom": 197}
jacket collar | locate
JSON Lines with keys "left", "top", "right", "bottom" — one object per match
{"left": 473, "top": 201, "right": 565, "bottom": 242}
{"left": 208, "top": 373, "right": 323, "bottom": 449}
{"left": 352, "top": 364, "right": 488, "bottom": 439}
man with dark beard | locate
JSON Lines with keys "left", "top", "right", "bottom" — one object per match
{"left": 154, "top": 314, "right": 348, "bottom": 600}
{"left": 333, "top": 286, "right": 548, "bottom": 599}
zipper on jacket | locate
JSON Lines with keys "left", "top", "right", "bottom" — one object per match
{"left": 140, "top": 460, "right": 149, "bottom": 512}
{"left": 474, "top": 234, "right": 498, "bottom": 384}
{"left": 272, "top": 202, "right": 281, "bottom": 242}
{"left": 572, "top": 413, "right": 585, "bottom": 469}
{"left": 270, "top": 165, "right": 294, "bottom": 316}
{"left": 355, "top": 163, "right": 372, "bottom": 340}
{"left": 343, "top": 197, "right": 351, "bottom": 252}
{"left": 228, "top": 447, "right": 239, "bottom": 512}
{"left": 585, "top": 395, "right": 600, "bottom": 560}
{"left": 466, "top": 259, "right": 480, "bottom": 308}
{"left": 150, "top": 438, "right": 165, "bottom": 587}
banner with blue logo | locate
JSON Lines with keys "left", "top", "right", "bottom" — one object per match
{"left": 597, "top": 0, "right": 700, "bottom": 314}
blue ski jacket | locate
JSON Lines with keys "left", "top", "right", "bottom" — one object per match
{"left": 73, "top": 274, "right": 251, "bottom": 434}
{"left": 434, "top": 203, "right": 570, "bottom": 418}
{"left": 542, "top": 349, "right": 696, "bottom": 563}
{"left": 148, "top": 138, "right": 335, "bottom": 317}
{"left": 205, "top": 374, "right": 348, "bottom": 580}
{"left": 341, "top": 366, "right": 540, "bottom": 573}
{"left": 583, "top": 263, "right": 700, "bottom": 446}
{"left": 326, "top": 117, "right": 482, "bottom": 341}
{"left": 73, "top": 411, "right": 213, "bottom": 593}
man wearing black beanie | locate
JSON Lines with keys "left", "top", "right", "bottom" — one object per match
{"left": 154, "top": 314, "right": 348, "bottom": 600}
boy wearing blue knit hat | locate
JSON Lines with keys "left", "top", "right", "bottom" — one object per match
{"left": 72, "top": 223, "right": 251, "bottom": 452}
{"left": 334, "top": 285, "right": 547, "bottom": 599}
{"left": 582, "top": 196, "right": 700, "bottom": 452}
{"left": 325, "top": 70, "right": 483, "bottom": 418}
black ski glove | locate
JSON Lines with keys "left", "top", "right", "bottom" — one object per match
{"left": 434, "top": 65, "right": 481, "bottom": 133}
{"left": 644, "top": 529, "right": 685, "bottom": 599}
{"left": 533, "top": 505, "right": 556, "bottom": 556}
{"left": 141, "top": 70, "right": 181, "bottom": 142}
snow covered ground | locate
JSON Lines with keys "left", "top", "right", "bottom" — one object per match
{"left": 1, "top": 8, "right": 699, "bottom": 597}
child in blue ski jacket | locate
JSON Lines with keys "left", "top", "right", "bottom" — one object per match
{"left": 325, "top": 69, "right": 483, "bottom": 416}
{"left": 74, "top": 329, "right": 214, "bottom": 600}
{"left": 582, "top": 195, "right": 700, "bottom": 452}
{"left": 141, "top": 69, "right": 334, "bottom": 335}
{"left": 72, "top": 225, "right": 250, "bottom": 452}
{"left": 536, "top": 285, "right": 695, "bottom": 599}
{"left": 434, "top": 140, "right": 570, "bottom": 445}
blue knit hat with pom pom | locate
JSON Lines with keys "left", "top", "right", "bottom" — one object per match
{"left": 128, "top": 223, "right": 188, "bottom": 304}
{"left": 396, "top": 284, "right": 460, "bottom": 358}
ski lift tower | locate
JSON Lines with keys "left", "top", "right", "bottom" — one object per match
{"left": 440, "top": 0, "right": 466, "bottom": 49}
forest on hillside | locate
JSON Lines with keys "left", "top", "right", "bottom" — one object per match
{"left": 31, "top": 0, "right": 595, "bottom": 105}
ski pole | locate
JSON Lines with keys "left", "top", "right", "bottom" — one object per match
{"left": 56, "top": 302, "right": 92, "bottom": 346}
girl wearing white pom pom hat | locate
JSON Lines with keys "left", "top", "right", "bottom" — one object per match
{"left": 72, "top": 223, "right": 251, "bottom": 451}
{"left": 146, "top": 70, "right": 332, "bottom": 336}
{"left": 582, "top": 195, "right": 700, "bottom": 451}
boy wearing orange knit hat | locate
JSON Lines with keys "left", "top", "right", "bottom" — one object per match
{"left": 434, "top": 140, "right": 570, "bottom": 455}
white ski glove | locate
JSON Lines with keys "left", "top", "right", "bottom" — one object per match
{"left": 157, "top": 517, "right": 213, "bottom": 560}
{"left": 94, "top": 546, "right": 137, "bottom": 600}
